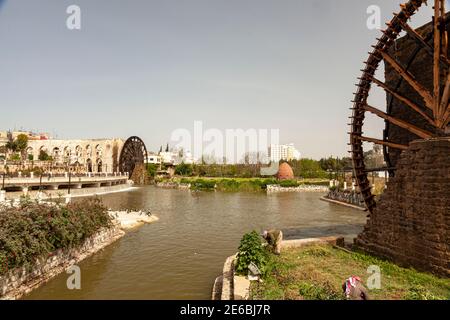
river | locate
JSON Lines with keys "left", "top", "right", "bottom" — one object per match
{"left": 24, "top": 186, "right": 367, "bottom": 300}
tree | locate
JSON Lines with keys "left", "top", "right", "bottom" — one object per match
{"left": 146, "top": 163, "right": 158, "bottom": 178}
{"left": 289, "top": 158, "right": 328, "bottom": 178}
{"left": 15, "top": 134, "right": 28, "bottom": 160}
{"left": 364, "top": 144, "right": 385, "bottom": 169}
{"left": 5, "top": 131, "right": 17, "bottom": 154}
{"left": 39, "top": 150, "right": 51, "bottom": 161}
{"left": 175, "top": 162, "right": 193, "bottom": 176}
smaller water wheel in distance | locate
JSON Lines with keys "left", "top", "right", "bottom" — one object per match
{"left": 119, "top": 136, "right": 148, "bottom": 178}
{"left": 350, "top": 0, "right": 450, "bottom": 213}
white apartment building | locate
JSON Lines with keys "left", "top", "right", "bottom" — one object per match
{"left": 269, "top": 143, "right": 301, "bottom": 162}
{"left": 146, "top": 153, "right": 161, "bottom": 165}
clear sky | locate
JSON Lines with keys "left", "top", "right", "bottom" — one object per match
{"left": 0, "top": 0, "right": 434, "bottom": 159}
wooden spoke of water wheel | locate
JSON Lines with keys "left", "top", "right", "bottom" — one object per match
{"left": 350, "top": 0, "right": 450, "bottom": 213}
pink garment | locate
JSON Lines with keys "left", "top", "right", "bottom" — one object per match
{"left": 344, "top": 276, "right": 361, "bottom": 298}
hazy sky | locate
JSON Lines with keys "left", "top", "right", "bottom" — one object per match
{"left": 0, "top": 0, "right": 434, "bottom": 159}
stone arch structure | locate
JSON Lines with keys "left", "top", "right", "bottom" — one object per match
{"left": 86, "top": 158, "right": 93, "bottom": 172}
{"left": 25, "top": 138, "right": 125, "bottom": 173}
{"left": 26, "top": 147, "right": 33, "bottom": 160}
{"left": 52, "top": 147, "right": 61, "bottom": 164}
{"left": 75, "top": 145, "right": 82, "bottom": 162}
{"left": 95, "top": 144, "right": 102, "bottom": 158}
{"left": 97, "top": 158, "right": 103, "bottom": 173}
{"left": 86, "top": 145, "right": 92, "bottom": 158}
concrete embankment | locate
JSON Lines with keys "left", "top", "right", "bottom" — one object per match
{"left": 0, "top": 211, "right": 158, "bottom": 300}
{"left": 266, "top": 185, "right": 328, "bottom": 193}
{"left": 2, "top": 182, "right": 135, "bottom": 201}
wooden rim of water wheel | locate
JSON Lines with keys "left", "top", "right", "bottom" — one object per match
{"left": 119, "top": 136, "right": 148, "bottom": 178}
{"left": 350, "top": 0, "right": 450, "bottom": 213}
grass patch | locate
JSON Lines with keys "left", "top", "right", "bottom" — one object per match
{"left": 250, "top": 244, "right": 450, "bottom": 300}
{"left": 173, "top": 177, "right": 329, "bottom": 192}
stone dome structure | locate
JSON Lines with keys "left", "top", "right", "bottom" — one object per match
{"left": 277, "top": 162, "right": 294, "bottom": 180}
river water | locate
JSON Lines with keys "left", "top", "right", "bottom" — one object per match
{"left": 25, "top": 186, "right": 366, "bottom": 300}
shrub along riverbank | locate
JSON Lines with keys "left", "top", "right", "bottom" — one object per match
{"left": 174, "top": 177, "right": 329, "bottom": 192}
{"left": 0, "top": 198, "right": 112, "bottom": 276}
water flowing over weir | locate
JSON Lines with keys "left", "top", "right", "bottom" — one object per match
{"left": 25, "top": 186, "right": 366, "bottom": 300}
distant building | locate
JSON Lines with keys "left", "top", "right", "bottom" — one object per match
{"left": 158, "top": 147, "right": 195, "bottom": 165}
{"left": 146, "top": 153, "right": 161, "bottom": 165}
{"left": 0, "top": 130, "right": 124, "bottom": 173}
{"left": 269, "top": 144, "right": 301, "bottom": 162}
{"left": 0, "top": 130, "right": 50, "bottom": 144}
{"left": 159, "top": 151, "right": 176, "bottom": 165}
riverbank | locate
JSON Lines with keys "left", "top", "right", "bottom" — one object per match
{"left": 251, "top": 244, "right": 450, "bottom": 300}
{"left": 0, "top": 202, "right": 158, "bottom": 300}
{"left": 157, "top": 177, "right": 329, "bottom": 193}
{"left": 24, "top": 186, "right": 367, "bottom": 299}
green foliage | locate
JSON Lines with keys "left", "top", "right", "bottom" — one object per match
{"left": 179, "top": 178, "right": 279, "bottom": 192}
{"left": 190, "top": 179, "right": 216, "bottom": 190}
{"left": 15, "top": 134, "right": 28, "bottom": 153}
{"left": 278, "top": 180, "right": 299, "bottom": 188}
{"left": 175, "top": 163, "right": 193, "bottom": 176}
{"left": 9, "top": 153, "right": 20, "bottom": 161}
{"left": 146, "top": 163, "right": 158, "bottom": 178}
{"left": 5, "top": 140, "right": 17, "bottom": 153}
{"left": 297, "top": 281, "right": 342, "bottom": 300}
{"left": 28, "top": 154, "right": 34, "bottom": 161}
{"left": 0, "top": 198, "right": 112, "bottom": 275}
{"left": 38, "top": 150, "right": 52, "bottom": 161}
{"left": 191, "top": 164, "right": 261, "bottom": 178}
{"left": 235, "top": 231, "right": 268, "bottom": 276}
{"left": 285, "top": 159, "right": 328, "bottom": 178}
{"left": 318, "top": 156, "right": 352, "bottom": 172}
{"left": 405, "top": 285, "right": 442, "bottom": 300}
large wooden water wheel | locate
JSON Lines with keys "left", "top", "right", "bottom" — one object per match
{"left": 119, "top": 136, "right": 148, "bottom": 178}
{"left": 350, "top": 0, "right": 450, "bottom": 213}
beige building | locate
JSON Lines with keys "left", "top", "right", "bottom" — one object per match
{"left": 26, "top": 138, "right": 124, "bottom": 173}
{"left": 0, "top": 131, "right": 125, "bottom": 173}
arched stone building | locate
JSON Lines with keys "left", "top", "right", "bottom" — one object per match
{"left": 26, "top": 138, "right": 124, "bottom": 173}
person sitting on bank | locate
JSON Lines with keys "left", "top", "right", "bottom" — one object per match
{"left": 262, "top": 229, "right": 283, "bottom": 255}
{"left": 342, "top": 276, "right": 370, "bottom": 300}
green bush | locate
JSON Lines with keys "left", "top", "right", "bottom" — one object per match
{"left": 146, "top": 164, "right": 158, "bottom": 178}
{"left": 175, "top": 163, "right": 193, "bottom": 176}
{"left": 405, "top": 285, "right": 442, "bottom": 300}
{"left": 9, "top": 153, "right": 20, "bottom": 161}
{"left": 38, "top": 150, "right": 52, "bottom": 161}
{"left": 279, "top": 180, "right": 299, "bottom": 188}
{"left": 0, "top": 198, "right": 112, "bottom": 275}
{"left": 190, "top": 179, "right": 216, "bottom": 190}
{"left": 235, "top": 231, "right": 268, "bottom": 276}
